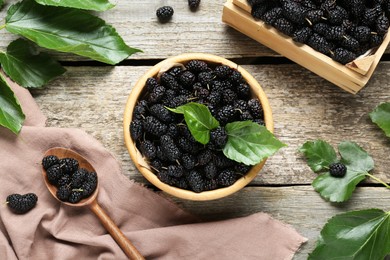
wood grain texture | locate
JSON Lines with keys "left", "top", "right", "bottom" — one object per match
{"left": 0, "top": 0, "right": 389, "bottom": 61}
{"left": 166, "top": 186, "right": 390, "bottom": 260}
{"left": 31, "top": 64, "right": 390, "bottom": 185}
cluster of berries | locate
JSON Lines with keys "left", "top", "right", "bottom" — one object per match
{"left": 130, "top": 59, "right": 265, "bottom": 193}
{"left": 156, "top": 0, "right": 201, "bottom": 22}
{"left": 42, "top": 155, "right": 97, "bottom": 203}
{"left": 6, "top": 193, "right": 38, "bottom": 214}
{"left": 248, "top": 0, "right": 390, "bottom": 64}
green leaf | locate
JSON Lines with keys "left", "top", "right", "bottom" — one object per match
{"left": 223, "top": 121, "right": 286, "bottom": 165}
{"left": 168, "top": 102, "right": 219, "bottom": 144}
{"left": 309, "top": 209, "right": 390, "bottom": 260}
{"left": 299, "top": 140, "right": 338, "bottom": 172}
{"left": 0, "top": 74, "right": 25, "bottom": 133}
{"left": 370, "top": 102, "right": 390, "bottom": 138}
{"left": 312, "top": 141, "right": 374, "bottom": 202}
{"left": 34, "top": 0, "right": 114, "bottom": 11}
{"left": 0, "top": 39, "right": 66, "bottom": 88}
{"left": 0, "top": 0, "right": 4, "bottom": 10}
{"left": 5, "top": 0, "right": 141, "bottom": 65}
{"left": 338, "top": 141, "right": 375, "bottom": 173}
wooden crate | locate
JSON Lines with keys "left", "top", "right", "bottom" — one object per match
{"left": 222, "top": 0, "right": 390, "bottom": 94}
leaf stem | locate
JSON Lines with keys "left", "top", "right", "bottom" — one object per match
{"left": 0, "top": 24, "right": 6, "bottom": 30}
{"left": 366, "top": 173, "right": 390, "bottom": 189}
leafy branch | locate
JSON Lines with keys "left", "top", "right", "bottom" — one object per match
{"left": 0, "top": 0, "right": 141, "bottom": 133}
{"left": 301, "top": 102, "right": 390, "bottom": 259}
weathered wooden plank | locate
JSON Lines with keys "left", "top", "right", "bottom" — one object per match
{"left": 1, "top": 0, "right": 389, "bottom": 61}
{"left": 166, "top": 186, "right": 390, "bottom": 260}
{"left": 31, "top": 64, "right": 390, "bottom": 185}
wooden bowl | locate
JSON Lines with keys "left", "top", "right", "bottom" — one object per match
{"left": 123, "top": 53, "right": 274, "bottom": 201}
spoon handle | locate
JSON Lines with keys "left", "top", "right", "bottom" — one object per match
{"left": 90, "top": 200, "right": 145, "bottom": 260}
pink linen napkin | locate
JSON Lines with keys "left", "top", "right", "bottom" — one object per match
{"left": 0, "top": 78, "right": 307, "bottom": 259}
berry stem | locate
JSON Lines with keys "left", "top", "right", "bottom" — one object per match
{"left": 366, "top": 173, "right": 390, "bottom": 189}
{"left": 0, "top": 24, "right": 5, "bottom": 30}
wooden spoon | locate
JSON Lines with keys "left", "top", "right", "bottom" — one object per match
{"left": 42, "top": 147, "right": 144, "bottom": 260}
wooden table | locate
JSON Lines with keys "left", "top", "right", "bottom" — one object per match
{"left": 2, "top": 1, "right": 389, "bottom": 259}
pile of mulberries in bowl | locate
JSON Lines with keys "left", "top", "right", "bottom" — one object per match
{"left": 124, "top": 53, "right": 285, "bottom": 200}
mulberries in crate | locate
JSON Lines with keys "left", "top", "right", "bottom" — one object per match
{"left": 248, "top": 0, "right": 390, "bottom": 64}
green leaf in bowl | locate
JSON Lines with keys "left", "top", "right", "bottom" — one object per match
{"left": 223, "top": 121, "right": 286, "bottom": 165}
{"left": 168, "top": 102, "right": 219, "bottom": 144}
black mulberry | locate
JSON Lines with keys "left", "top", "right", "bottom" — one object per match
{"left": 352, "top": 26, "right": 372, "bottom": 43}
{"left": 156, "top": 6, "right": 174, "bottom": 22}
{"left": 56, "top": 186, "right": 71, "bottom": 201}
{"left": 307, "top": 33, "right": 332, "bottom": 54}
{"left": 329, "top": 162, "right": 347, "bottom": 177}
{"left": 214, "top": 65, "right": 232, "bottom": 79}
{"left": 186, "top": 60, "right": 208, "bottom": 73}
{"left": 217, "top": 169, "right": 237, "bottom": 187}
{"left": 179, "top": 71, "right": 196, "bottom": 87}
{"left": 167, "top": 165, "right": 184, "bottom": 178}
{"left": 46, "top": 164, "right": 62, "bottom": 185}
{"left": 186, "top": 170, "right": 204, "bottom": 193}
{"left": 261, "top": 7, "right": 283, "bottom": 25}
{"left": 150, "top": 104, "right": 174, "bottom": 123}
{"left": 71, "top": 168, "right": 88, "bottom": 188}
{"left": 68, "top": 191, "right": 83, "bottom": 203}
{"left": 323, "top": 26, "right": 345, "bottom": 41}
{"left": 222, "top": 88, "right": 237, "bottom": 104}
{"left": 197, "top": 149, "right": 213, "bottom": 166}
{"left": 143, "top": 116, "right": 168, "bottom": 136}
{"left": 198, "top": 71, "right": 215, "bottom": 85}
{"left": 327, "top": 6, "right": 348, "bottom": 25}
{"left": 160, "top": 135, "right": 181, "bottom": 162}
{"left": 281, "top": 0, "right": 307, "bottom": 25}
{"left": 273, "top": 18, "right": 295, "bottom": 36}
{"left": 362, "top": 5, "right": 382, "bottom": 26}
{"left": 248, "top": 98, "right": 263, "bottom": 118}
{"left": 188, "top": 0, "right": 201, "bottom": 9}
{"left": 204, "top": 161, "right": 218, "bottom": 179}
{"left": 216, "top": 105, "right": 237, "bottom": 124}
{"left": 181, "top": 153, "right": 197, "bottom": 170}
{"left": 59, "top": 158, "right": 79, "bottom": 175}
{"left": 331, "top": 48, "right": 356, "bottom": 64}
{"left": 376, "top": 14, "right": 389, "bottom": 35}
{"left": 146, "top": 77, "right": 159, "bottom": 92}
{"left": 210, "top": 127, "right": 228, "bottom": 148}
{"left": 42, "top": 155, "right": 59, "bottom": 170}
{"left": 160, "top": 73, "right": 179, "bottom": 90}
{"left": 148, "top": 85, "right": 166, "bottom": 104}
{"left": 140, "top": 140, "right": 157, "bottom": 160}
{"left": 251, "top": 4, "right": 269, "bottom": 19}
{"left": 6, "top": 193, "right": 38, "bottom": 214}
{"left": 81, "top": 172, "right": 98, "bottom": 198}
{"left": 340, "top": 36, "right": 360, "bottom": 52}
{"left": 130, "top": 119, "right": 143, "bottom": 140}
{"left": 293, "top": 27, "right": 313, "bottom": 44}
